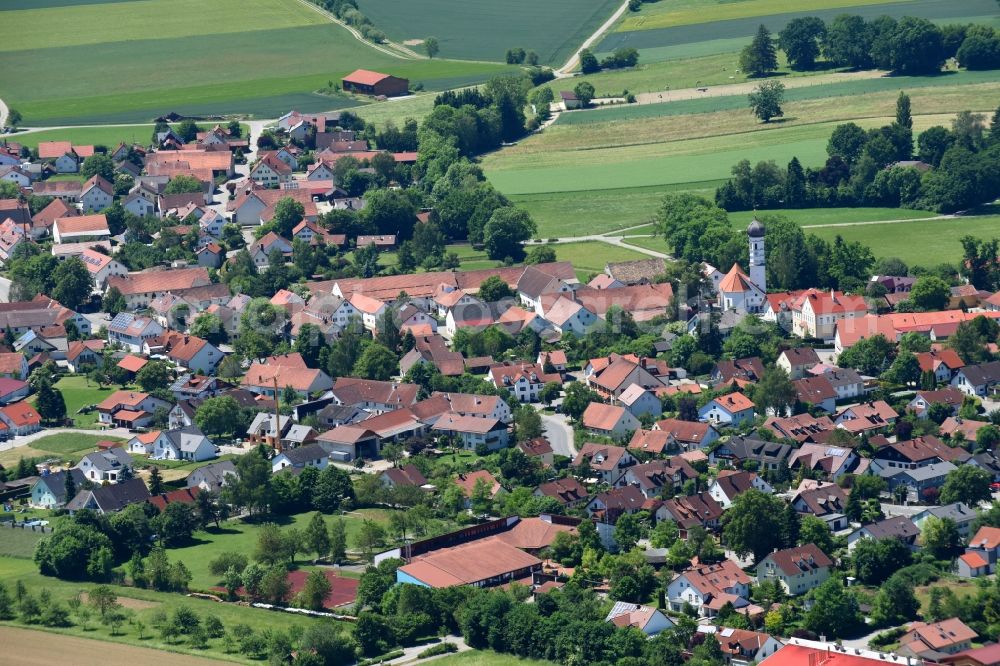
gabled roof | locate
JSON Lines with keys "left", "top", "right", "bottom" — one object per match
{"left": 342, "top": 69, "right": 394, "bottom": 86}
{"left": 535, "top": 477, "right": 588, "bottom": 505}
{"left": 969, "top": 525, "right": 1000, "bottom": 551}
{"left": 582, "top": 402, "right": 633, "bottom": 432}
{"left": 707, "top": 392, "right": 755, "bottom": 414}
{"left": 573, "top": 442, "right": 630, "bottom": 472}
{"left": 719, "top": 263, "right": 756, "bottom": 293}
{"left": 760, "top": 544, "right": 833, "bottom": 576}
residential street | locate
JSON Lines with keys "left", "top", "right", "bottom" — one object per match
{"left": 541, "top": 411, "right": 576, "bottom": 457}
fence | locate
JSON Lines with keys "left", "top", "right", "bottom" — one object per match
{"left": 1, "top": 520, "right": 53, "bottom": 534}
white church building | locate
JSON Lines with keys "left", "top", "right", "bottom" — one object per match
{"left": 717, "top": 219, "right": 767, "bottom": 313}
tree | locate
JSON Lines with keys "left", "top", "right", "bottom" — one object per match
{"left": 194, "top": 396, "right": 245, "bottom": 439}
{"left": 478, "top": 275, "right": 513, "bottom": 302}
{"left": 752, "top": 367, "right": 796, "bottom": 416}
{"left": 884, "top": 17, "right": 945, "bottom": 74}
{"left": 799, "top": 515, "right": 835, "bottom": 555}
{"left": 163, "top": 174, "right": 203, "bottom": 195}
{"left": 81, "top": 154, "right": 115, "bottom": 182}
{"left": 190, "top": 312, "right": 226, "bottom": 346}
{"left": 939, "top": 465, "right": 992, "bottom": 506}
{"left": 312, "top": 465, "right": 355, "bottom": 513}
{"left": 88, "top": 585, "right": 119, "bottom": 620}
{"left": 147, "top": 465, "right": 164, "bottom": 495}
{"left": 562, "top": 382, "right": 599, "bottom": 421}
{"left": 50, "top": 258, "right": 94, "bottom": 310}
{"left": 778, "top": 17, "right": 826, "bottom": 70}
{"left": 885, "top": 351, "right": 921, "bottom": 386}
{"left": 329, "top": 519, "right": 347, "bottom": 564}
{"left": 740, "top": 25, "right": 778, "bottom": 76}
{"left": 176, "top": 120, "right": 201, "bottom": 143}
{"left": 579, "top": 48, "right": 600, "bottom": 74}
{"left": 573, "top": 81, "right": 595, "bottom": 107}
{"left": 6, "top": 108, "right": 22, "bottom": 128}
{"left": 355, "top": 520, "right": 387, "bottom": 561}
{"left": 896, "top": 91, "right": 913, "bottom": 129}
{"left": 270, "top": 197, "right": 305, "bottom": 239}
{"left": 353, "top": 343, "right": 397, "bottom": 381}
{"left": 424, "top": 36, "right": 439, "bottom": 58}
{"left": 483, "top": 207, "right": 536, "bottom": 261}
{"left": 260, "top": 566, "right": 291, "bottom": 604}
{"left": 722, "top": 490, "right": 787, "bottom": 562}
{"left": 300, "top": 570, "right": 332, "bottom": 611}
{"left": 910, "top": 275, "right": 950, "bottom": 310}
{"left": 613, "top": 513, "right": 646, "bottom": 552}
{"left": 748, "top": 80, "right": 785, "bottom": 123}
{"left": 156, "top": 502, "right": 198, "bottom": 546}
{"left": 852, "top": 537, "right": 912, "bottom": 585}
{"left": 871, "top": 574, "right": 920, "bottom": 627}
{"left": 804, "top": 577, "right": 862, "bottom": 638}
{"left": 361, "top": 186, "right": 418, "bottom": 239}
{"left": 920, "top": 516, "right": 962, "bottom": 559}
{"left": 305, "top": 512, "right": 331, "bottom": 561}
{"left": 35, "top": 382, "right": 66, "bottom": 424}
{"left": 136, "top": 360, "right": 171, "bottom": 393}
{"left": 102, "top": 286, "right": 127, "bottom": 316}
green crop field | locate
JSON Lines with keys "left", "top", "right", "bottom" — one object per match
{"left": 0, "top": 0, "right": 511, "bottom": 125}
{"left": 616, "top": 0, "right": 913, "bottom": 32}
{"left": 357, "top": 0, "right": 623, "bottom": 65}
{"left": 807, "top": 215, "right": 1000, "bottom": 266}
{"left": 602, "top": 0, "right": 996, "bottom": 61}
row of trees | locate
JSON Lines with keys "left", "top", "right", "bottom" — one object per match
{"left": 718, "top": 97, "right": 1000, "bottom": 213}
{"left": 743, "top": 14, "right": 1000, "bottom": 76}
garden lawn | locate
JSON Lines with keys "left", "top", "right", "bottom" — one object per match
{"left": 806, "top": 215, "right": 1000, "bottom": 267}
{"left": 48, "top": 375, "right": 121, "bottom": 428}
{"left": 0, "top": 527, "right": 44, "bottom": 559}
{"left": 358, "top": 0, "right": 623, "bottom": 65}
{"left": 550, "top": 242, "right": 653, "bottom": 280}
{"left": 29, "top": 433, "right": 124, "bottom": 456}
{"left": 168, "top": 508, "right": 396, "bottom": 591}
{"left": 432, "top": 651, "right": 557, "bottom": 666}
{"left": 0, "top": 555, "right": 345, "bottom": 663}
{"left": 14, "top": 124, "right": 250, "bottom": 151}
{"left": 1, "top": 0, "right": 512, "bottom": 125}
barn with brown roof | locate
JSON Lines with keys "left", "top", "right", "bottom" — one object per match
{"left": 342, "top": 69, "right": 409, "bottom": 97}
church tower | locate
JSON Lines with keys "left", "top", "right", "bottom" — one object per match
{"left": 747, "top": 218, "right": 766, "bottom": 292}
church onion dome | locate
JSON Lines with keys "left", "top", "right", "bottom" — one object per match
{"left": 747, "top": 218, "right": 765, "bottom": 238}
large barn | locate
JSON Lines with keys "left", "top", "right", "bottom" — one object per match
{"left": 341, "top": 69, "right": 409, "bottom": 97}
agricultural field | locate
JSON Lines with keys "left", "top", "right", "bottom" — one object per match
{"left": 0, "top": 0, "right": 511, "bottom": 125}
{"left": 489, "top": 73, "right": 998, "bottom": 236}
{"left": 806, "top": 215, "right": 1000, "bottom": 267}
{"left": 602, "top": 0, "right": 997, "bottom": 61}
{"left": 0, "top": 555, "right": 337, "bottom": 663}
{"left": 0, "top": 627, "right": 227, "bottom": 666}
{"left": 357, "top": 0, "right": 623, "bottom": 64}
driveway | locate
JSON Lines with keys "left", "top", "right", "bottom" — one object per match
{"left": 0, "top": 426, "right": 134, "bottom": 453}
{"left": 541, "top": 411, "right": 576, "bottom": 457}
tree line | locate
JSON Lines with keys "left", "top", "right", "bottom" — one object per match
{"left": 717, "top": 96, "right": 1000, "bottom": 214}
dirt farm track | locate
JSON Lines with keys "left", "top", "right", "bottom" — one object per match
{"left": 0, "top": 626, "right": 230, "bottom": 665}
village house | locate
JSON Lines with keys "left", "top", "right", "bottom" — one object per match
{"left": 788, "top": 443, "right": 857, "bottom": 481}
{"left": 573, "top": 442, "right": 636, "bottom": 485}
{"left": 911, "top": 502, "right": 978, "bottom": 540}
{"left": 379, "top": 464, "right": 428, "bottom": 490}
{"left": 38, "top": 141, "right": 92, "bottom": 173}
{"left": 657, "top": 491, "right": 725, "bottom": 535}
{"left": 107, "top": 313, "right": 163, "bottom": 352}
{"left": 328, "top": 377, "right": 419, "bottom": 414}
{"left": 144, "top": 426, "right": 217, "bottom": 462}
{"left": 76, "top": 448, "right": 134, "bottom": 484}
{"left": 652, "top": 418, "right": 720, "bottom": 451}
{"left": 96, "top": 390, "right": 171, "bottom": 428}
{"left": 80, "top": 175, "right": 114, "bottom": 213}
{"left": 708, "top": 470, "right": 773, "bottom": 509}
{"left": 534, "top": 477, "right": 589, "bottom": 507}
{"left": 620, "top": 459, "right": 698, "bottom": 499}
{"left": 53, "top": 214, "right": 111, "bottom": 244}
{"left": 898, "top": 619, "right": 977, "bottom": 659}
{"left": 65, "top": 478, "right": 151, "bottom": 515}
{"left": 581, "top": 402, "right": 640, "bottom": 440}
{"left": 791, "top": 482, "right": 849, "bottom": 531}
{"left": 776, "top": 347, "right": 820, "bottom": 379}
{"left": 846, "top": 515, "right": 921, "bottom": 552}
{"left": 271, "top": 443, "right": 332, "bottom": 474}
{"left": 907, "top": 387, "right": 966, "bottom": 418}
{"left": 951, "top": 360, "right": 1000, "bottom": 397}
{"left": 666, "top": 559, "right": 753, "bottom": 617}
{"left": 756, "top": 544, "right": 833, "bottom": 595}
{"left": 710, "top": 435, "right": 792, "bottom": 471}
{"left": 834, "top": 400, "right": 898, "bottom": 435}
{"left": 242, "top": 353, "right": 333, "bottom": 399}
{"left": 605, "top": 602, "right": 674, "bottom": 637}
{"left": 916, "top": 349, "right": 965, "bottom": 383}
{"left": 106, "top": 266, "right": 212, "bottom": 310}
{"left": 699, "top": 392, "right": 756, "bottom": 426}
{"left": 487, "top": 362, "right": 561, "bottom": 403}
{"left": 763, "top": 413, "right": 835, "bottom": 444}
{"left": 29, "top": 469, "right": 87, "bottom": 509}
{"left": 431, "top": 412, "right": 510, "bottom": 451}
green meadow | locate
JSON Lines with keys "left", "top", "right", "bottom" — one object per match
{"left": 358, "top": 0, "right": 623, "bottom": 65}
{"left": 0, "top": 0, "right": 511, "bottom": 124}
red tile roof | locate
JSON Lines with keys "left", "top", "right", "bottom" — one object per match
{"left": 343, "top": 69, "right": 392, "bottom": 86}
{"left": 0, "top": 401, "right": 41, "bottom": 427}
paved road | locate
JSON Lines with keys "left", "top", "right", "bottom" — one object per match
{"left": 0, "top": 97, "right": 8, "bottom": 128}
{"left": 0, "top": 427, "right": 134, "bottom": 453}
{"left": 541, "top": 411, "right": 576, "bottom": 457}
{"left": 555, "top": 0, "right": 631, "bottom": 77}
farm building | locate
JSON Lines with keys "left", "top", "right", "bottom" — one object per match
{"left": 342, "top": 69, "right": 409, "bottom": 97}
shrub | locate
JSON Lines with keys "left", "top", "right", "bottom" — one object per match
{"left": 418, "top": 643, "right": 458, "bottom": 658}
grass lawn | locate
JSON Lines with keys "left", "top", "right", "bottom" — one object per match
{"left": 30, "top": 433, "right": 124, "bottom": 455}
{"left": 169, "top": 508, "right": 396, "bottom": 591}
{"left": 350, "top": 92, "right": 441, "bottom": 127}
{"left": 807, "top": 215, "right": 1000, "bottom": 267}
{"left": 0, "top": 527, "right": 45, "bottom": 559}
{"left": 549, "top": 241, "right": 653, "bottom": 280}
{"left": 1, "top": 0, "right": 512, "bottom": 125}
{"left": 0, "top": 555, "right": 344, "bottom": 663}
{"left": 622, "top": 236, "right": 667, "bottom": 254}
{"left": 14, "top": 124, "right": 250, "bottom": 150}
{"left": 42, "top": 376, "right": 121, "bottom": 428}
{"left": 730, "top": 207, "right": 937, "bottom": 226}
{"left": 616, "top": 0, "right": 913, "bottom": 32}
{"left": 358, "top": 0, "right": 623, "bottom": 65}
{"left": 433, "top": 651, "right": 556, "bottom": 666}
